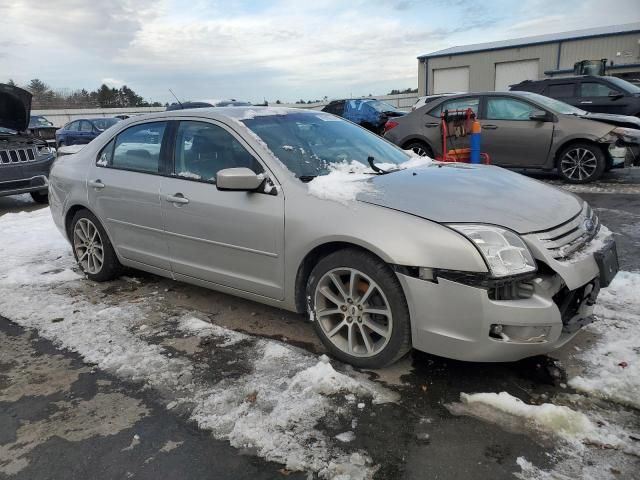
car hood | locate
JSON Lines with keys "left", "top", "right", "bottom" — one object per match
{"left": 357, "top": 163, "right": 582, "bottom": 234}
{"left": 579, "top": 112, "right": 640, "bottom": 130}
{"left": 0, "top": 84, "right": 32, "bottom": 132}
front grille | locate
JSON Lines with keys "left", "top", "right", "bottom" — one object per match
{"left": 533, "top": 203, "right": 599, "bottom": 259}
{"left": 0, "top": 147, "right": 37, "bottom": 165}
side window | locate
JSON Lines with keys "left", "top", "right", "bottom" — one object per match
{"left": 581, "top": 82, "right": 619, "bottom": 97}
{"left": 173, "top": 121, "right": 262, "bottom": 183}
{"left": 429, "top": 97, "right": 479, "bottom": 117}
{"left": 66, "top": 121, "right": 80, "bottom": 131}
{"left": 486, "top": 98, "right": 537, "bottom": 121}
{"left": 111, "top": 122, "right": 167, "bottom": 173}
{"left": 546, "top": 83, "right": 574, "bottom": 98}
{"left": 333, "top": 101, "right": 345, "bottom": 116}
{"left": 80, "top": 120, "right": 93, "bottom": 132}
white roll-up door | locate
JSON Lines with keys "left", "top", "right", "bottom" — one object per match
{"left": 433, "top": 67, "right": 469, "bottom": 94}
{"left": 494, "top": 59, "right": 539, "bottom": 91}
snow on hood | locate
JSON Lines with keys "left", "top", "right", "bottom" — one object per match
{"left": 0, "top": 83, "right": 32, "bottom": 132}
{"left": 307, "top": 153, "right": 432, "bottom": 205}
{"left": 57, "top": 144, "right": 86, "bottom": 155}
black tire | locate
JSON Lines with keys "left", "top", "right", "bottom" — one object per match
{"left": 70, "top": 209, "right": 122, "bottom": 282}
{"left": 404, "top": 141, "right": 433, "bottom": 158}
{"left": 557, "top": 142, "right": 606, "bottom": 184}
{"left": 306, "top": 248, "right": 412, "bottom": 368}
{"left": 30, "top": 190, "right": 49, "bottom": 204}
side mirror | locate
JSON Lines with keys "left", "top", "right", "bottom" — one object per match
{"left": 608, "top": 91, "right": 623, "bottom": 100}
{"left": 216, "top": 167, "right": 263, "bottom": 191}
{"left": 529, "top": 110, "right": 551, "bottom": 122}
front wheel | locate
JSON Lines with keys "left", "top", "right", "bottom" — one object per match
{"left": 71, "top": 210, "right": 122, "bottom": 282}
{"left": 404, "top": 141, "right": 433, "bottom": 158}
{"left": 557, "top": 143, "right": 605, "bottom": 184}
{"left": 307, "top": 249, "right": 412, "bottom": 368}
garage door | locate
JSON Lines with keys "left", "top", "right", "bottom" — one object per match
{"left": 494, "top": 59, "right": 539, "bottom": 91}
{"left": 433, "top": 67, "right": 469, "bottom": 94}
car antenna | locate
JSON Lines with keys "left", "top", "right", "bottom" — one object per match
{"left": 367, "top": 156, "right": 388, "bottom": 174}
{"left": 169, "top": 88, "right": 184, "bottom": 109}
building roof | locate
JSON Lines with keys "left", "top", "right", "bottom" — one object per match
{"left": 418, "top": 22, "right": 640, "bottom": 59}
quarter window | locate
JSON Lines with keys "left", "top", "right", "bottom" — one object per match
{"left": 80, "top": 120, "right": 93, "bottom": 132}
{"left": 486, "top": 98, "right": 536, "bottom": 121}
{"left": 546, "top": 83, "right": 574, "bottom": 98}
{"left": 581, "top": 82, "right": 619, "bottom": 97}
{"left": 173, "top": 121, "right": 261, "bottom": 182}
{"left": 429, "top": 97, "right": 479, "bottom": 117}
{"left": 101, "top": 122, "right": 167, "bottom": 173}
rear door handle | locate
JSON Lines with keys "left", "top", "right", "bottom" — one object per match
{"left": 580, "top": 101, "right": 593, "bottom": 104}
{"left": 89, "top": 179, "right": 105, "bottom": 189}
{"left": 424, "top": 122, "right": 439, "bottom": 128}
{"left": 482, "top": 124, "right": 498, "bottom": 130}
{"left": 166, "top": 193, "right": 189, "bottom": 205}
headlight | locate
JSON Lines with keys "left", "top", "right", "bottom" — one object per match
{"left": 448, "top": 224, "right": 536, "bottom": 278}
{"left": 35, "top": 145, "right": 53, "bottom": 157}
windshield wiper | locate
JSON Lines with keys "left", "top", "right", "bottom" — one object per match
{"left": 367, "top": 156, "right": 402, "bottom": 175}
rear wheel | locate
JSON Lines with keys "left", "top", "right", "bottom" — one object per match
{"left": 557, "top": 143, "right": 605, "bottom": 184}
{"left": 30, "top": 191, "right": 49, "bottom": 204}
{"left": 306, "top": 249, "right": 412, "bottom": 368}
{"left": 404, "top": 141, "right": 433, "bottom": 158}
{"left": 71, "top": 209, "right": 122, "bottom": 282}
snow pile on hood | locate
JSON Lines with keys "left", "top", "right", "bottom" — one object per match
{"left": 0, "top": 208, "right": 397, "bottom": 479}
{"left": 448, "top": 392, "right": 638, "bottom": 456}
{"left": 568, "top": 271, "right": 640, "bottom": 409}
{"left": 57, "top": 144, "right": 85, "bottom": 155}
{"left": 307, "top": 155, "right": 433, "bottom": 204}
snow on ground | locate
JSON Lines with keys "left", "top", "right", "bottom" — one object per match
{"left": 569, "top": 271, "right": 640, "bottom": 409}
{"left": 0, "top": 208, "right": 396, "bottom": 479}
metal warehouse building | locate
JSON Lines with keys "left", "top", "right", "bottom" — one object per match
{"left": 417, "top": 22, "right": 640, "bottom": 95}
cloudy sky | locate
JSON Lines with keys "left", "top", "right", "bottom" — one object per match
{"left": 1, "top": 0, "right": 639, "bottom": 104}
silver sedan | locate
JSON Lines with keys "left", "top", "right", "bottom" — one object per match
{"left": 48, "top": 107, "right": 618, "bottom": 368}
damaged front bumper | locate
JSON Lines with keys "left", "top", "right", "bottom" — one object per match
{"left": 398, "top": 228, "right": 617, "bottom": 362}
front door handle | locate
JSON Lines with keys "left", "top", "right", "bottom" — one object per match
{"left": 166, "top": 193, "right": 189, "bottom": 205}
{"left": 580, "top": 101, "right": 593, "bottom": 104}
{"left": 482, "top": 124, "right": 498, "bottom": 130}
{"left": 89, "top": 179, "right": 105, "bottom": 189}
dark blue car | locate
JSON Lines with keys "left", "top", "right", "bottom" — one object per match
{"left": 321, "top": 99, "right": 404, "bottom": 135}
{"left": 55, "top": 117, "right": 120, "bottom": 147}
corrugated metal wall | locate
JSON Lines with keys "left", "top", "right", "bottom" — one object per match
{"left": 559, "top": 33, "right": 640, "bottom": 69}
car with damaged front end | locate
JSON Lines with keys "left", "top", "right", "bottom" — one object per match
{"left": 1, "top": 83, "right": 56, "bottom": 203}
{"left": 48, "top": 107, "right": 618, "bottom": 368}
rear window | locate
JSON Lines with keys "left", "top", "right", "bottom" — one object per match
{"left": 97, "top": 122, "right": 166, "bottom": 174}
{"left": 429, "top": 97, "right": 479, "bottom": 116}
{"left": 546, "top": 83, "right": 574, "bottom": 98}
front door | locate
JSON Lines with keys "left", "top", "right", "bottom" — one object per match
{"left": 160, "top": 119, "right": 285, "bottom": 299}
{"left": 480, "top": 96, "right": 554, "bottom": 167}
{"left": 88, "top": 121, "right": 171, "bottom": 270}
{"left": 578, "top": 80, "right": 628, "bottom": 114}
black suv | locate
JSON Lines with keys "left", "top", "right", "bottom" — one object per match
{"left": 0, "top": 84, "right": 55, "bottom": 203}
{"left": 510, "top": 76, "right": 640, "bottom": 117}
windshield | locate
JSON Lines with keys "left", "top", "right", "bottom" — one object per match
{"left": 93, "top": 118, "right": 120, "bottom": 131}
{"left": 517, "top": 92, "right": 587, "bottom": 115}
{"left": 29, "top": 116, "right": 53, "bottom": 127}
{"left": 365, "top": 100, "right": 399, "bottom": 113}
{"left": 241, "top": 111, "right": 409, "bottom": 178}
{"left": 606, "top": 76, "right": 640, "bottom": 94}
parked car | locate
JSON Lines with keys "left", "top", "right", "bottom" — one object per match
{"left": 510, "top": 75, "right": 640, "bottom": 117}
{"left": 166, "top": 99, "right": 252, "bottom": 111}
{"left": 55, "top": 117, "right": 121, "bottom": 147}
{"left": 0, "top": 83, "right": 56, "bottom": 203}
{"left": 322, "top": 99, "right": 404, "bottom": 134}
{"left": 49, "top": 107, "right": 618, "bottom": 367}
{"left": 27, "top": 115, "right": 57, "bottom": 147}
{"left": 384, "top": 91, "right": 640, "bottom": 183}
{"left": 411, "top": 93, "right": 460, "bottom": 111}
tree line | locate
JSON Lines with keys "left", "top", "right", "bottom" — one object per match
{"left": 4, "top": 78, "right": 162, "bottom": 109}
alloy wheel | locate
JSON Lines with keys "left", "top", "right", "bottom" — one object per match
{"left": 313, "top": 268, "right": 393, "bottom": 358}
{"left": 73, "top": 218, "right": 104, "bottom": 274}
{"left": 560, "top": 148, "right": 598, "bottom": 181}
{"left": 411, "top": 146, "right": 428, "bottom": 157}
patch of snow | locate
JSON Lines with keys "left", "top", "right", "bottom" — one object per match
{"left": 335, "top": 431, "right": 355, "bottom": 443}
{"left": 176, "top": 171, "right": 202, "bottom": 180}
{"left": 448, "top": 392, "right": 638, "bottom": 456}
{"left": 281, "top": 145, "right": 295, "bottom": 151}
{"left": 0, "top": 208, "right": 397, "bottom": 479}
{"left": 557, "top": 225, "right": 614, "bottom": 263}
{"left": 236, "top": 107, "right": 291, "bottom": 120}
{"left": 57, "top": 144, "right": 85, "bottom": 155}
{"left": 568, "top": 271, "right": 640, "bottom": 409}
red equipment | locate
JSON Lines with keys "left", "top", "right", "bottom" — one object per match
{"left": 436, "top": 108, "right": 490, "bottom": 164}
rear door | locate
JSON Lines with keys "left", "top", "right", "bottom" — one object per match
{"left": 426, "top": 96, "right": 480, "bottom": 156}
{"left": 578, "top": 79, "right": 629, "bottom": 114}
{"left": 544, "top": 81, "right": 577, "bottom": 105}
{"left": 65, "top": 121, "right": 81, "bottom": 144}
{"left": 87, "top": 121, "right": 171, "bottom": 270}
{"left": 160, "top": 119, "right": 285, "bottom": 299}
{"left": 77, "top": 120, "right": 95, "bottom": 144}
{"left": 479, "top": 96, "right": 553, "bottom": 167}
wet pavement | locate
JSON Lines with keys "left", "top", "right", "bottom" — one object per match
{"left": 1, "top": 168, "right": 639, "bottom": 480}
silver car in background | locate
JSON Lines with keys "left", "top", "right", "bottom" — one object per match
{"left": 49, "top": 107, "right": 618, "bottom": 367}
